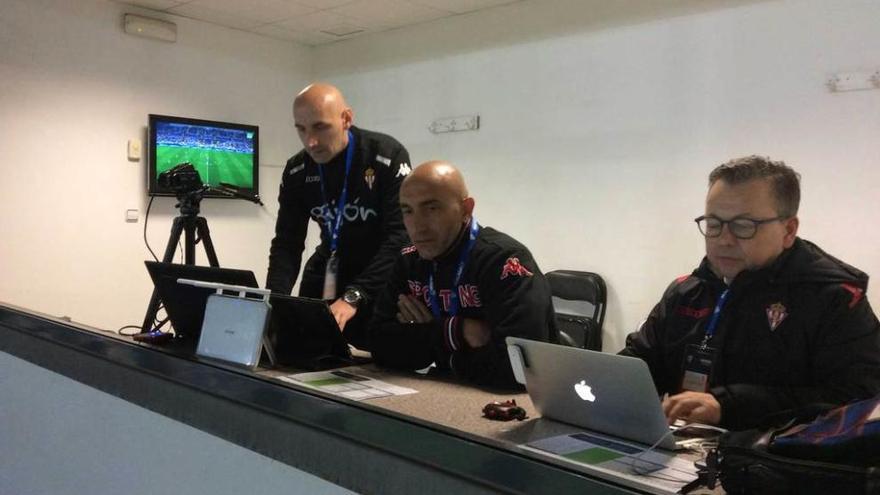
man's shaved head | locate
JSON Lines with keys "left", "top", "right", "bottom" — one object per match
{"left": 294, "top": 83, "right": 349, "bottom": 112}
{"left": 293, "top": 83, "right": 353, "bottom": 164}
{"left": 403, "top": 160, "right": 469, "bottom": 200}
{"left": 400, "top": 161, "right": 475, "bottom": 260}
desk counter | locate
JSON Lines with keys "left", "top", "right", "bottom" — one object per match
{"left": 0, "top": 302, "right": 692, "bottom": 495}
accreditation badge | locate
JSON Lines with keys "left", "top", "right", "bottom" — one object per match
{"left": 364, "top": 167, "right": 375, "bottom": 190}
{"left": 680, "top": 344, "right": 716, "bottom": 393}
{"left": 322, "top": 254, "right": 340, "bottom": 300}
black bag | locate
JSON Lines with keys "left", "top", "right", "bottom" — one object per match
{"left": 716, "top": 397, "right": 880, "bottom": 494}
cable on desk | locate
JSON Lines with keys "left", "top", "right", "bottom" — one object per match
{"left": 117, "top": 325, "right": 142, "bottom": 336}
{"left": 625, "top": 423, "right": 728, "bottom": 483}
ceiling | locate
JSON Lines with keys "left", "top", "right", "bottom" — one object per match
{"left": 112, "top": 0, "right": 524, "bottom": 46}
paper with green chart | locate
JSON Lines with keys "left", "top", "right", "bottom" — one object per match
{"left": 278, "top": 370, "right": 417, "bottom": 401}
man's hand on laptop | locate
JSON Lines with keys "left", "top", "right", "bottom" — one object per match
{"left": 397, "top": 294, "right": 433, "bottom": 324}
{"left": 330, "top": 298, "right": 357, "bottom": 331}
{"left": 662, "top": 391, "right": 721, "bottom": 425}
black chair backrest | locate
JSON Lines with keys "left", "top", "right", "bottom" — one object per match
{"left": 545, "top": 270, "right": 607, "bottom": 350}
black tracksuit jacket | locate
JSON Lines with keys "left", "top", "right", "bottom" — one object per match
{"left": 266, "top": 126, "right": 410, "bottom": 347}
{"left": 621, "top": 237, "right": 880, "bottom": 430}
{"left": 370, "top": 226, "right": 556, "bottom": 389}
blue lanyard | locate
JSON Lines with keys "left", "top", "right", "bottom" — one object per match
{"left": 701, "top": 288, "right": 730, "bottom": 348}
{"left": 428, "top": 218, "right": 480, "bottom": 319}
{"left": 316, "top": 130, "right": 354, "bottom": 255}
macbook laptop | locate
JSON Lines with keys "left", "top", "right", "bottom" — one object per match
{"left": 506, "top": 337, "right": 694, "bottom": 451}
{"left": 144, "top": 261, "right": 260, "bottom": 349}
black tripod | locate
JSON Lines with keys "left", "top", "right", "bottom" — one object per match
{"left": 140, "top": 188, "right": 219, "bottom": 333}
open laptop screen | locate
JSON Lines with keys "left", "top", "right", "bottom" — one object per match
{"left": 506, "top": 336, "right": 679, "bottom": 450}
{"left": 144, "top": 261, "right": 259, "bottom": 348}
{"left": 267, "top": 294, "right": 351, "bottom": 369}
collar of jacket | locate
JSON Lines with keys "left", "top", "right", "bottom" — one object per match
{"left": 431, "top": 222, "right": 472, "bottom": 266}
{"left": 305, "top": 126, "right": 362, "bottom": 169}
{"left": 693, "top": 237, "right": 868, "bottom": 291}
{"left": 693, "top": 239, "right": 799, "bottom": 292}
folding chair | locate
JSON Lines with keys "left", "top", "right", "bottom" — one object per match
{"left": 546, "top": 270, "right": 606, "bottom": 350}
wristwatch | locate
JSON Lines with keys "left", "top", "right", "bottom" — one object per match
{"left": 342, "top": 287, "right": 364, "bottom": 308}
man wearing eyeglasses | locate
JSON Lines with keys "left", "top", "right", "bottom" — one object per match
{"left": 621, "top": 155, "right": 880, "bottom": 430}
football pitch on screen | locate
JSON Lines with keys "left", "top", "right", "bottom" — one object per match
{"left": 156, "top": 146, "right": 253, "bottom": 188}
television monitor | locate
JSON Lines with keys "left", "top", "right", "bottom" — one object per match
{"left": 148, "top": 114, "right": 259, "bottom": 197}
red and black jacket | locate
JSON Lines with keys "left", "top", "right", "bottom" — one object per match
{"left": 621, "top": 237, "right": 880, "bottom": 430}
{"left": 370, "top": 226, "right": 556, "bottom": 389}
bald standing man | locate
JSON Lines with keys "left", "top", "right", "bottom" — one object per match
{"left": 369, "top": 161, "right": 556, "bottom": 388}
{"left": 267, "top": 83, "right": 411, "bottom": 350}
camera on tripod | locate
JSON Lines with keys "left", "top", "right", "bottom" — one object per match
{"left": 141, "top": 162, "right": 262, "bottom": 334}
{"left": 158, "top": 163, "right": 204, "bottom": 195}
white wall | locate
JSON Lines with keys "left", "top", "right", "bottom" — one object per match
{"left": 1, "top": 0, "right": 878, "bottom": 349}
{"left": 314, "top": 0, "right": 880, "bottom": 351}
{"left": 0, "top": 0, "right": 312, "bottom": 330}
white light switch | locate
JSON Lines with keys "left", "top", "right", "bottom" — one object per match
{"left": 125, "top": 209, "right": 139, "bottom": 222}
{"left": 128, "top": 139, "right": 142, "bottom": 161}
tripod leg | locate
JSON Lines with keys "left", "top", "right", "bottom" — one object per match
{"left": 161, "top": 218, "right": 186, "bottom": 263}
{"left": 195, "top": 217, "right": 220, "bottom": 268}
{"left": 183, "top": 219, "right": 197, "bottom": 265}
{"left": 140, "top": 219, "right": 185, "bottom": 332}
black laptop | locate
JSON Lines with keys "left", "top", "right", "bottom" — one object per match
{"left": 267, "top": 294, "right": 353, "bottom": 370}
{"left": 145, "top": 261, "right": 260, "bottom": 350}
{"left": 144, "top": 261, "right": 353, "bottom": 367}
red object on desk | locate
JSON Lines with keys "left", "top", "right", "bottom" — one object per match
{"left": 482, "top": 400, "right": 528, "bottom": 421}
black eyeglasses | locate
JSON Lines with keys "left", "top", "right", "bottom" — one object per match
{"left": 694, "top": 215, "right": 786, "bottom": 240}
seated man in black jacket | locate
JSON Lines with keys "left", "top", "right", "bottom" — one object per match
{"left": 621, "top": 155, "right": 880, "bottom": 430}
{"left": 370, "top": 160, "right": 556, "bottom": 388}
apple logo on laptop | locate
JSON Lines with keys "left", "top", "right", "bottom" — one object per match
{"left": 574, "top": 380, "right": 596, "bottom": 402}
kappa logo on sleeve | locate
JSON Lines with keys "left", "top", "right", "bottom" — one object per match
{"left": 500, "top": 257, "right": 533, "bottom": 280}
{"left": 840, "top": 283, "right": 865, "bottom": 309}
{"left": 401, "top": 245, "right": 417, "bottom": 255}
{"left": 396, "top": 162, "right": 412, "bottom": 177}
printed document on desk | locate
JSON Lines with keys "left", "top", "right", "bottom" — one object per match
{"left": 524, "top": 432, "right": 700, "bottom": 495}
{"left": 278, "top": 370, "right": 417, "bottom": 401}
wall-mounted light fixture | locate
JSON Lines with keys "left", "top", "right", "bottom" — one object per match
{"left": 826, "top": 70, "right": 879, "bottom": 92}
{"left": 428, "top": 115, "right": 480, "bottom": 134}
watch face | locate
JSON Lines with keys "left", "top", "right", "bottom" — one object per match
{"left": 344, "top": 289, "right": 361, "bottom": 305}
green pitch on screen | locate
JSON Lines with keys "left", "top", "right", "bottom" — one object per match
{"left": 156, "top": 145, "right": 253, "bottom": 188}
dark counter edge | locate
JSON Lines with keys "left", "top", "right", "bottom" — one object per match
{"left": 0, "top": 303, "right": 640, "bottom": 495}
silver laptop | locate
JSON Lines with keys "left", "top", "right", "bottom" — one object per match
{"left": 187, "top": 280, "right": 274, "bottom": 370}
{"left": 506, "top": 337, "right": 686, "bottom": 450}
